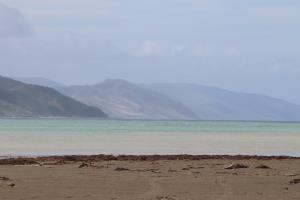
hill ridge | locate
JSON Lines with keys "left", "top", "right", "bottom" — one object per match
{"left": 0, "top": 76, "right": 107, "bottom": 118}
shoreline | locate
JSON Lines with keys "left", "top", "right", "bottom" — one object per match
{"left": 1, "top": 154, "right": 300, "bottom": 165}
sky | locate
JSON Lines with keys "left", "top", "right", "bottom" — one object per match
{"left": 0, "top": 0, "right": 300, "bottom": 104}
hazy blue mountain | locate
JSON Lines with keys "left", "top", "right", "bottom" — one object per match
{"left": 57, "top": 79, "right": 196, "bottom": 119}
{"left": 0, "top": 76, "right": 107, "bottom": 118}
{"left": 13, "top": 77, "right": 64, "bottom": 88}
{"left": 18, "top": 77, "right": 300, "bottom": 121}
{"left": 144, "top": 83, "right": 300, "bottom": 121}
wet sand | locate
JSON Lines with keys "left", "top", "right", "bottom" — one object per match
{"left": 0, "top": 155, "right": 300, "bottom": 200}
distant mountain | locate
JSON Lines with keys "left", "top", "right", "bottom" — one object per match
{"left": 19, "top": 77, "right": 300, "bottom": 121}
{"left": 144, "top": 83, "right": 300, "bottom": 121}
{"left": 13, "top": 77, "right": 64, "bottom": 88}
{"left": 57, "top": 79, "right": 196, "bottom": 119}
{"left": 0, "top": 76, "right": 107, "bottom": 118}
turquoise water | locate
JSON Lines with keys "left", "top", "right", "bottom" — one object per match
{"left": 1, "top": 119, "right": 300, "bottom": 134}
{"left": 0, "top": 119, "right": 300, "bottom": 156}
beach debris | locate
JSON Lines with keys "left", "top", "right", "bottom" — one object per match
{"left": 182, "top": 166, "right": 205, "bottom": 171}
{"left": 289, "top": 179, "right": 300, "bottom": 185}
{"left": 168, "top": 168, "right": 177, "bottom": 172}
{"left": 78, "top": 162, "right": 89, "bottom": 168}
{"left": 7, "top": 183, "right": 15, "bottom": 187}
{"left": 255, "top": 164, "right": 271, "bottom": 169}
{"left": 133, "top": 168, "right": 161, "bottom": 173}
{"left": 216, "top": 171, "right": 238, "bottom": 175}
{"left": 149, "top": 169, "right": 161, "bottom": 173}
{"left": 0, "top": 176, "right": 10, "bottom": 181}
{"left": 78, "top": 162, "right": 106, "bottom": 169}
{"left": 115, "top": 167, "right": 130, "bottom": 171}
{"left": 224, "top": 163, "right": 248, "bottom": 169}
{"left": 0, "top": 158, "right": 41, "bottom": 166}
{"left": 182, "top": 167, "right": 190, "bottom": 170}
{"left": 0, "top": 155, "right": 297, "bottom": 165}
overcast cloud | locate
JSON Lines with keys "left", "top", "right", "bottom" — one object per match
{"left": 0, "top": 0, "right": 300, "bottom": 103}
{"left": 0, "top": 2, "right": 32, "bottom": 37}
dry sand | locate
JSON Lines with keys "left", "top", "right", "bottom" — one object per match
{"left": 0, "top": 155, "right": 300, "bottom": 200}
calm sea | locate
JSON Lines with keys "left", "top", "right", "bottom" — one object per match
{"left": 0, "top": 119, "right": 300, "bottom": 156}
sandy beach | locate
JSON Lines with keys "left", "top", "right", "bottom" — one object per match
{"left": 0, "top": 155, "right": 299, "bottom": 200}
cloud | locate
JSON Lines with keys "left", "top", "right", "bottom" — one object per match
{"left": 0, "top": 2, "right": 33, "bottom": 38}
{"left": 1, "top": 0, "right": 300, "bottom": 103}
{"left": 136, "top": 41, "right": 163, "bottom": 57}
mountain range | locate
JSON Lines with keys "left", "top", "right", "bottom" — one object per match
{"left": 57, "top": 79, "right": 196, "bottom": 119}
{"left": 144, "top": 83, "right": 300, "bottom": 121}
{"left": 13, "top": 77, "right": 64, "bottom": 88}
{"left": 13, "top": 77, "right": 300, "bottom": 121}
{"left": 0, "top": 76, "right": 107, "bottom": 118}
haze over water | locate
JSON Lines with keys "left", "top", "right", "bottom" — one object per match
{"left": 1, "top": 119, "right": 299, "bottom": 156}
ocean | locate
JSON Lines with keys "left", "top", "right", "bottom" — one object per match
{"left": 0, "top": 119, "right": 300, "bottom": 156}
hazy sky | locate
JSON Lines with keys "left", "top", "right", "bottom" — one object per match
{"left": 1, "top": 0, "right": 300, "bottom": 103}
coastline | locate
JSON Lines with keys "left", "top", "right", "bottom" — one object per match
{"left": 1, "top": 154, "right": 300, "bottom": 164}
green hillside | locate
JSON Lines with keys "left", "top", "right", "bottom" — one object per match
{"left": 0, "top": 76, "right": 107, "bottom": 118}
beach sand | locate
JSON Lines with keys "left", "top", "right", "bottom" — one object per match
{"left": 0, "top": 155, "right": 299, "bottom": 200}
